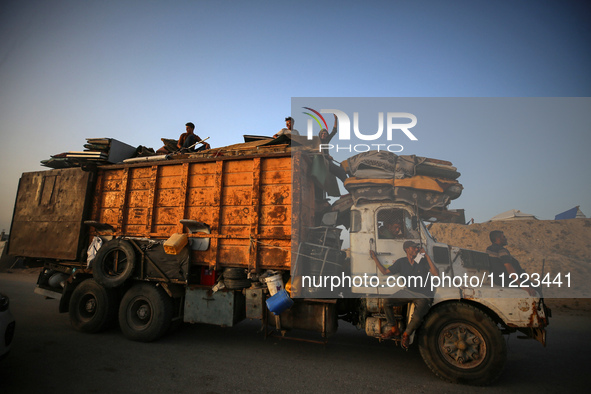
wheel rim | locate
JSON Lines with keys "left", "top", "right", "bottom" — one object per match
{"left": 103, "top": 250, "right": 129, "bottom": 277}
{"left": 79, "top": 294, "right": 97, "bottom": 320}
{"left": 128, "top": 297, "right": 153, "bottom": 330}
{"left": 438, "top": 322, "right": 486, "bottom": 369}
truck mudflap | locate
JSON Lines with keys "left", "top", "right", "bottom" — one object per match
{"left": 518, "top": 327, "right": 547, "bottom": 346}
{"left": 516, "top": 298, "right": 551, "bottom": 346}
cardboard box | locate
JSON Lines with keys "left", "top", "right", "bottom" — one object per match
{"left": 163, "top": 233, "right": 188, "bottom": 255}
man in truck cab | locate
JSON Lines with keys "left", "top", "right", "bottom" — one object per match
{"left": 378, "top": 219, "right": 403, "bottom": 239}
{"left": 369, "top": 240, "right": 439, "bottom": 349}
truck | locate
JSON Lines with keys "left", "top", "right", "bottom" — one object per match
{"left": 7, "top": 138, "right": 550, "bottom": 385}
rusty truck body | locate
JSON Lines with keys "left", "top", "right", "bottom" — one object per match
{"left": 8, "top": 141, "right": 550, "bottom": 385}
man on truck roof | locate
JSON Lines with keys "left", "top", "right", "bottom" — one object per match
{"left": 178, "top": 122, "right": 209, "bottom": 152}
{"left": 273, "top": 116, "right": 300, "bottom": 138}
{"left": 370, "top": 240, "right": 439, "bottom": 349}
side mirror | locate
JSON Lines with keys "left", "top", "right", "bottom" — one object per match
{"left": 411, "top": 216, "right": 418, "bottom": 230}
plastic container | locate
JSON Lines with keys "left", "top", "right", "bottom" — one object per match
{"left": 266, "top": 289, "right": 294, "bottom": 315}
{"left": 264, "top": 274, "right": 284, "bottom": 296}
{"left": 200, "top": 267, "right": 218, "bottom": 286}
{"left": 164, "top": 233, "right": 188, "bottom": 255}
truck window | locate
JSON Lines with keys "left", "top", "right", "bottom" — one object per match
{"left": 350, "top": 210, "right": 361, "bottom": 233}
{"left": 377, "top": 209, "right": 404, "bottom": 239}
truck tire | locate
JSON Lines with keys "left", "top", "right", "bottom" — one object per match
{"left": 224, "top": 278, "right": 252, "bottom": 290}
{"left": 118, "top": 283, "right": 173, "bottom": 342}
{"left": 418, "top": 302, "right": 507, "bottom": 386}
{"left": 223, "top": 267, "right": 247, "bottom": 280}
{"left": 69, "top": 279, "right": 118, "bottom": 333}
{"left": 93, "top": 239, "right": 136, "bottom": 288}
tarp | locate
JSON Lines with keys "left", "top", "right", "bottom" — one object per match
{"left": 555, "top": 206, "right": 586, "bottom": 220}
{"left": 341, "top": 151, "right": 460, "bottom": 180}
{"left": 344, "top": 175, "right": 463, "bottom": 198}
{"left": 489, "top": 209, "right": 537, "bottom": 221}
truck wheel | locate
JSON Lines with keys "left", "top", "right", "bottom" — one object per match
{"left": 118, "top": 283, "right": 173, "bottom": 342}
{"left": 223, "top": 267, "right": 247, "bottom": 280}
{"left": 93, "top": 240, "right": 136, "bottom": 288}
{"left": 418, "top": 302, "right": 507, "bottom": 386}
{"left": 69, "top": 279, "right": 118, "bottom": 333}
{"left": 224, "top": 278, "right": 252, "bottom": 290}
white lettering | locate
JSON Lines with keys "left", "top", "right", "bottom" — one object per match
{"left": 352, "top": 275, "right": 363, "bottom": 287}
{"left": 387, "top": 112, "right": 418, "bottom": 141}
{"left": 369, "top": 275, "right": 380, "bottom": 288}
{"left": 387, "top": 144, "right": 404, "bottom": 153}
{"left": 353, "top": 112, "right": 384, "bottom": 140}
{"left": 306, "top": 108, "right": 418, "bottom": 142}
{"left": 321, "top": 109, "right": 351, "bottom": 139}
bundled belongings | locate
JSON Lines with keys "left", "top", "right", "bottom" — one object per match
{"left": 340, "top": 151, "right": 462, "bottom": 211}
{"left": 41, "top": 138, "right": 137, "bottom": 168}
{"left": 341, "top": 151, "right": 460, "bottom": 180}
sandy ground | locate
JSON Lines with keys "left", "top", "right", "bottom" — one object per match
{"left": 429, "top": 218, "right": 591, "bottom": 314}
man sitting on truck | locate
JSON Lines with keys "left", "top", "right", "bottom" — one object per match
{"left": 155, "top": 122, "right": 210, "bottom": 154}
{"left": 486, "top": 230, "right": 537, "bottom": 296}
{"left": 177, "top": 122, "right": 210, "bottom": 152}
{"left": 369, "top": 240, "right": 439, "bottom": 349}
{"left": 273, "top": 116, "right": 300, "bottom": 138}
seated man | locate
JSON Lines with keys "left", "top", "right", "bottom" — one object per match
{"left": 273, "top": 116, "right": 300, "bottom": 138}
{"left": 155, "top": 122, "right": 210, "bottom": 154}
{"left": 377, "top": 209, "right": 404, "bottom": 239}
{"left": 486, "top": 230, "right": 537, "bottom": 296}
{"left": 178, "top": 122, "right": 209, "bottom": 152}
{"left": 370, "top": 241, "right": 439, "bottom": 348}
{"left": 379, "top": 220, "right": 403, "bottom": 239}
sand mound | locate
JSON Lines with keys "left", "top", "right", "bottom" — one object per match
{"left": 429, "top": 218, "right": 591, "bottom": 314}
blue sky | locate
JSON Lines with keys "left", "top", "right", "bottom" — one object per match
{"left": 1, "top": 0, "right": 590, "bottom": 232}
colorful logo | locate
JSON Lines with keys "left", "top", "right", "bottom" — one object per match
{"left": 302, "top": 107, "right": 328, "bottom": 131}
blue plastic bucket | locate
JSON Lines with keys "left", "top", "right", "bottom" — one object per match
{"left": 266, "top": 289, "right": 294, "bottom": 315}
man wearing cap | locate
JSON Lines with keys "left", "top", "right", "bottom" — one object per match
{"left": 369, "top": 240, "right": 439, "bottom": 348}
{"left": 274, "top": 116, "right": 300, "bottom": 138}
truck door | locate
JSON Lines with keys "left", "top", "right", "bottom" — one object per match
{"left": 8, "top": 168, "right": 93, "bottom": 261}
{"left": 374, "top": 207, "right": 419, "bottom": 295}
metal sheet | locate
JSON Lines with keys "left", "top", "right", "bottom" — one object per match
{"left": 90, "top": 153, "right": 307, "bottom": 271}
{"left": 245, "top": 288, "right": 264, "bottom": 320}
{"left": 268, "top": 300, "right": 338, "bottom": 337}
{"left": 9, "top": 168, "right": 92, "bottom": 260}
{"left": 184, "top": 287, "right": 245, "bottom": 326}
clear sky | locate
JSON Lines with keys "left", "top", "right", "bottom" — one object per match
{"left": 1, "top": 0, "right": 590, "bottom": 232}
